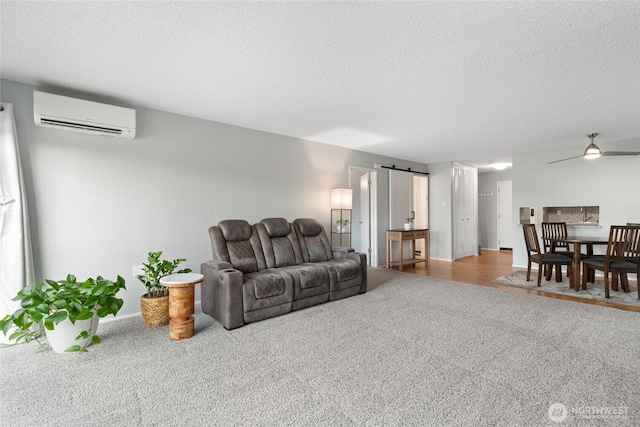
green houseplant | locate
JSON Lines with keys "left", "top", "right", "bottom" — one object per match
{"left": 404, "top": 217, "right": 414, "bottom": 230}
{"left": 336, "top": 218, "right": 350, "bottom": 233}
{"left": 138, "top": 251, "right": 191, "bottom": 327}
{"left": 0, "top": 274, "right": 126, "bottom": 353}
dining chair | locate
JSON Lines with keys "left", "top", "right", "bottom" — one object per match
{"left": 581, "top": 225, "right": 639, "bottom": 298}
{"left": 522, "top": 224, "right": 573, "bottom": 287}
{"left": 606, "top": 224, "right": 640, "bottom": 294}
{"left": 624, "top": 224, "right": 640, "bottom": 299}
{"left": 541, "top": 222, "right": 574, "bottom": 280}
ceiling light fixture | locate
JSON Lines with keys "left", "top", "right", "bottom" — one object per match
{"left": 549, "top": 132, "right": 640, "bottom": 164}
{"left": 492, "top": 163, "right": 510, "bottom": 170}
{"left": 583, "top": 133, "right": 601, "bottom": 159}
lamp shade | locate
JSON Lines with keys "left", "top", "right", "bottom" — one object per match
{"left": 330, "top": 188, "right": 353, "bottom": 209}
{"left": 583, "top": 142, "right": 602, "bottom": 159}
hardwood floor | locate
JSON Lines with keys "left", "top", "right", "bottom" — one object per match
{"left": 397, "top": 250, "right": 640, "bottom": 313}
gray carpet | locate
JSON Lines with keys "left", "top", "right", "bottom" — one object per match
{"left": 492, "top": 269, "right": 640, "bottom": 308}
{"left": 1, "top": 268, "right": 639, "bottom": 426}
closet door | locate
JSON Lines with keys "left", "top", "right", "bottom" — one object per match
{"left": 453, "top": 164, "right": 477, "bottom": 259}
{"left": 389, "top": 170, "right": 413, "bottom": 229}
{"left": 389, "top": 170, "right": 413, "bottom": 261}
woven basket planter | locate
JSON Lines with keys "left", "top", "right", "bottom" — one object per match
{"left": 140, "top": 294, "right": 170, "bottom": 327}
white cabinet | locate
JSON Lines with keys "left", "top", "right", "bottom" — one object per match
{"left": 453, "top": 163, "right": 478, "bottom": 259}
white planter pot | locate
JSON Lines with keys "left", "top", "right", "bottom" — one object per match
{"left": 45, "top": 315, "right": 99, "bottom": 353}
{"left": 404, "top": 223, "right": 412, "bottom": 230}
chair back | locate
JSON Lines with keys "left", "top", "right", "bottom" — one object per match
{"left": 624, "top": 224, "right": 640, "bottom": 264}
{"left": 604, "top": 225, "right": 630, "bottom": 261}
{"left": 522, "top": 224, "right": 542, "bottom": 258}
{"left": 541, "top": 222, "right": 569, "bottom": 252}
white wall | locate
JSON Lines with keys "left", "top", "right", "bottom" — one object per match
{"left": 512, "top": 141, "right": 640, "bottom": 267}
{"left": 1, "top": 79, "right": 427, "bottom": 317}
{"left": 424, "top": 161, "right": 453, "bottom": 260}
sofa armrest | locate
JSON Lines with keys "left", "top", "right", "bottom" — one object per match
{"left": 332, "top": 250, "right": 368, "bottom": 294}
{"left": 200, "top": 261, "right": 244, "bottom": 330}
{"left": 207, "top": 259, "right": 233, "bottom": 270}
{"left": 332, "top": 246, "right": 355, "bottom": 254}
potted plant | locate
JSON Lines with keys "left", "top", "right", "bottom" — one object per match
{"left": 138, "top": 251, "right": 191, "bottom": 327}
{"left": 336, "top": 218, "right": 350, "bottom": 233}
{"left": 404, "top": 217, "right": 414, "bottom": 230}
{"left": 0, "top": 274, "right": 126, "bottom": 353}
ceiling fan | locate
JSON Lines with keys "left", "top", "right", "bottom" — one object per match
{"left": 548, "top": 133, "right": 640, "bottom": 164}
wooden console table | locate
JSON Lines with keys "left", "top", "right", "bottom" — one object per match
{"left": 386, "top": 229, "right": 429, "bottom": 270}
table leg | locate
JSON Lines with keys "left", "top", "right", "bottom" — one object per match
{"left": 572, "top": 242, "right": 582, "bottom": 291}
{"left": 586, "top": 244, "right": 595, "bottom": 283}
{"left": 399, "top": 236, "right": 404, "bottom": 271}
{"left": 386, "top": 238, "right": 390, "bottom": 269}
{"left": 425, "top": 232, "right": 429, "bottom": 266}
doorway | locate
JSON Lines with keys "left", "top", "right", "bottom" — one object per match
{"left": 388, "top": 169, "right": 429, "bottom": 262}
{"left": 349, "top": 166, "right": 378, "bottom": 267}
{"left": 497, "top": 180, "right": 513, "bottom": 250}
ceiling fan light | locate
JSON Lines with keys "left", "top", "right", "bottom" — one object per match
{"left": 583, "top": 142, "right": 601, "bottom": 159}
{"left": 492, "top": 163, "right": 510, "bottom": 170}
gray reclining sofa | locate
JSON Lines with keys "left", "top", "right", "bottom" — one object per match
{"left": 201, "top": 217, "right": 367, "bottom": 329}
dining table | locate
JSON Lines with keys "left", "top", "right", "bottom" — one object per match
{"left": 550, "top": 237, "right": 609, "bottom": 291}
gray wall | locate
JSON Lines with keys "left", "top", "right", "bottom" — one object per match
{"left": 478, "top": 170, "right": 513, "bottom": 250}
{"left": 512, "top": 141, "right": 640, "bottom": 268}
{"left": 1, "top": 79, "right": 427, "bottom": 317}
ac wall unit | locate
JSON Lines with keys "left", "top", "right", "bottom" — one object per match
{"left": 33, "top": 91, "right": 136, "bottom": 139}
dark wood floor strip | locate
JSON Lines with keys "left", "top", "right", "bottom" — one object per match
{"left": 398, "top": 250, "right": 639, "bottom": 313}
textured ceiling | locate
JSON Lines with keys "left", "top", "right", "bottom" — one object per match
{"left": 1, "top": 1, "right": 639, "bottom": 170}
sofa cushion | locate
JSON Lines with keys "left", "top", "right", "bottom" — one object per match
{"left": 295, "top": 218, "right": 323, "bottom": 236}
{"left": 209, "top": 220, "right": 266, "bottom": 274}
{"left": 256, "top": 218, "right": 303, "bottom": 268}
{"left": 327, "top": 259, "right": 358, "bottom": 282}
{"left": 219, "top": 219, "right": 253, "bottom": 241}
{"left": 294, "top": 218, "right": 333, "bottom": 263}
{"left": 277, "top": 264, "right": 330, "bottom": 306}
{"left": 295, "top": 265, "right": 328, "bottom": 290}
{"left": 249, "top": 272, "right": 286, "bottom": 299}
{"left": 243, "top": 270, "right": 294, "bottom": 313}
{"left": 261, "top": 217, "right": 291, "bottom": 237}
{"left": 227, "top": 240, "right": 260, "bottom": 273}
{"left": 322, "top": 259, "right": 362, "bottom": 292}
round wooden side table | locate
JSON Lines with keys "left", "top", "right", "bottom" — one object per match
{"left": 159, "top": 272, "right": 204, "bottom": 341}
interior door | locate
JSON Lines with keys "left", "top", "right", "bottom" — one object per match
{"left": 413, "top": 175, "right": 428, "bottom": 254}
{"left": 389, "top": 170, "right": 413, "bottom": 261}
{"left": 349, "top": 166, "right": 378, "bottom": 267}
{"left": 497, "top": 180, "right": 513, "bottom": 249}
{"left": 360, "top": 172, "right": 371, "bottom": 265}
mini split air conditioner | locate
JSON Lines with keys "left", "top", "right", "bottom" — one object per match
{"left": 33, "top": 91, "right": 136, "bottom": 139}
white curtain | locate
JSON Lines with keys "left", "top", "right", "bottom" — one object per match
{"left": 0, "top": 103, "right": 35, "bottom": 326}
